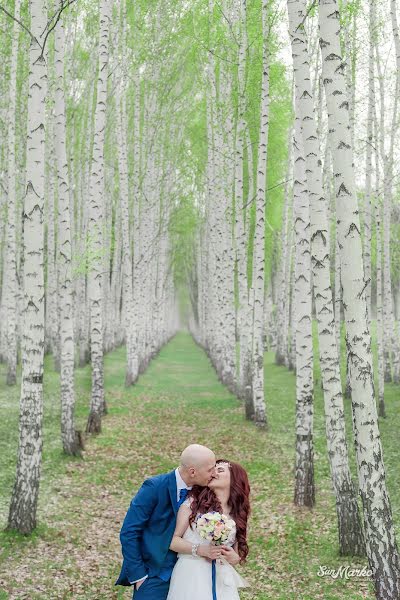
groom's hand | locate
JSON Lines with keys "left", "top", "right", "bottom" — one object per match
{"left": 220, "top": 545, "right": 240, "bottom": 566}
{"left": 135, "top": 578, "right": 146, "bottom": 590}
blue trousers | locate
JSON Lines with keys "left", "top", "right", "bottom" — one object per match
{"left": 132, "top": 576, "right": 170, "bottom": 600}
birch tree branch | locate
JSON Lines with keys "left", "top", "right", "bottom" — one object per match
{"left": 0, "top": 5, "right": 36, "bottom": 42}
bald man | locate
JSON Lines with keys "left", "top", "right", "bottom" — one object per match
{"left": 115, "top": 444, "right": 216, "bottom": 599}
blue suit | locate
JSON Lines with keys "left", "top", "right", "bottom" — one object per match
{"left": 115, "top": 469, "right": 183, "bottom": 596}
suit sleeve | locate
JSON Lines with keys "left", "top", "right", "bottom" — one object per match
{"left": 120, "top": 478, "right": 158, "bottom": 582}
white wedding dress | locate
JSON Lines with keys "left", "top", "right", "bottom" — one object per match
{"left": 166, "top": 499, "right": 249, "bottom": 600}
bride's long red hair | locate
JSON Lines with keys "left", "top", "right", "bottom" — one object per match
{"left": 188, "top": 459, "right": 250, "bottom": 563}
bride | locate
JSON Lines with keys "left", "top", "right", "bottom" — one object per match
{"left": 166, "top": 459, "right": 250, "bottom": 600}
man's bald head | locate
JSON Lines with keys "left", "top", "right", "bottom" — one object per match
{"left": 180, "top": 444, "right": 215, "bottom": 468}
{"left": 179, "top": 444, "right": 216, "bottom": 487}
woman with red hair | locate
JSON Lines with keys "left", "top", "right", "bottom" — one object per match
{"left": 166, "top": 459, "right": 250, "bottom": 599}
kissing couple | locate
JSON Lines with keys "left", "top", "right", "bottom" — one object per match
{"left": 115, "top": 444, "right": 251, "bottom": 599}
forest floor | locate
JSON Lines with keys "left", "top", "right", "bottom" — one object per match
{"left": 1, "top": 330, "right": 399, "bottom": 599}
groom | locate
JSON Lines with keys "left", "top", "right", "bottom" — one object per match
{"left": 115, "top": 444, "right": 217, "bottom": 599}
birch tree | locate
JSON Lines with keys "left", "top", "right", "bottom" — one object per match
{"left": 196, "top": 0, "right": 237, "bottom": 395}
{"left": 86, "top": 0, "right": 111, "bottom": 434}
{"left": 116, "top": 0, "right": 137, "bottom": 386}
{"left": 131, "top": 72, "right": 141, "bottom": 381}
{"left": 362, "top": 0, "right": 375, "bottom": 322}
{"left": 275, "top": 125, "right": 293, "bottom": 368}
{"left": 375, "top": 148, "right": 385, "bottom": 419}
{"left": 235, "top": 0, "right": 250, "bottom": 397}
{"left": 7, "top": 0, "right": 47, "bottom": 534}
{"left": 319, "top": 0, "right": 400, "bottom": 594}
{"left": 389, "top": 0, "right": 400, "bottom": 384}
{"left": 288, "top": 0, "right": 364, "bottom": 552}
{"left": 292, "top": 114, "right": 315, "bottom": 507}
{"left": 375, "top": 38, "right": 398, "bottom": 385}
{"left": 4, "top": 0, "right": 21, "bottom": 386}
{"left": 249, "top": 0, "right": 269, "bottom": 427}
{"left": 54, "top": 16, "right": 82, "bottom": 455}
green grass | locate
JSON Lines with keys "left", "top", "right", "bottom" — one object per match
{"left": 1, "top": 328, "right": 397, "bottom": 599}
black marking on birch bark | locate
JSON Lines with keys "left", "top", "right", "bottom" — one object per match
{"left": 320, "top": 328, "right": 332, "bottom": 336}
{"left": 299, "top": 314, "right": 312, "bottom": 323}
{"left": 326, "top": 52, "right": 341, "bottom": 62}
{"left": 319, "top": 36, "right": 329, "bottom": 49}
{"left": 296, "top": 273, "right": 309, "bottom": 284}
{"left": 335, "top": 63, "right": 346, "bottom": 76}
{"left": 23, "top": 373, "right": 43, "bottom": 384}
{"left": 311, "top": 229, "right": 328, "bottom": 245}
{"left": 327, "top": 10, "right": 340, "bottom": 21}
{"left": 31, "top": 123, "right": 45, "bottom": 135}
{"left": 337, "top": 182, "right": 351, "bottom": 197}
{"left": 24, "top": 183, "right": 41, "bottom": 202}
{"left": 357, "top": 278, "right": 371, "bottom": 300}
{"left": 296, "top": 433, "right": 313, "bottom": 441}
{"left": 345, "top": 222, "right": 361, "bottom": 237}
{"left": 314, "top": 291, "right": 327, "bottom": 300}
{"left": 312, "top": 258, "right": 325, "bottom": 269}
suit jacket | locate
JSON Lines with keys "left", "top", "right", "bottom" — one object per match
{"left": 115, "top": 469, "right": 181, "bottom": 586}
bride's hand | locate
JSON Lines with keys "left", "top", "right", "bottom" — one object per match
{"left": 220, "top": 545, "right": 240, "bottom": 566}
{"left": 198, "top": 544, "right": 223, "bottom": 561}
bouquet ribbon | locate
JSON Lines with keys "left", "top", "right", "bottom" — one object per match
{"left": 212, "top": 558, "right": 217, "bottom": 600}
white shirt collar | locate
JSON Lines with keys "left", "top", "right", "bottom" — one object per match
{"left": 175, "top": 467, "right": 192, "bottom": 501}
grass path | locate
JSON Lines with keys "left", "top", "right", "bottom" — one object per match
{"left": 0, "top": 331, "right": 391, "bottom": 599}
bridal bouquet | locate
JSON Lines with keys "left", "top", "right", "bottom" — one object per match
{"left": 196, "top": 511, "right": 235, "bottom": 545}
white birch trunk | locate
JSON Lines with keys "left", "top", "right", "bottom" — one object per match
{"left": 389, "top": 0, "right": 400, "bottom": 384}
{"left": 363, "top": 0, "right": 375, "bottom": 323}
{"left": 222, "top": 90, "right": 236, "bottom": 392}
{"left": 118, "top": 92, "right": 136, "bottom": 384}
{"left": 7, "top": 0, "right": 47, "bottom": 534}
{"left": 76, "top": 61, "right": 96, "bottom": 368}
{"left": 334, "top": 224, "right": 341, "bottom": 355}
{"left": 341, "top": 0, "right": 356, "bottom": 151}
{"left": 292, "top": 113, "right": 314, "bottom": 507}
{"left": 375, "top": 46, "right": 395, "bottom": 384}
{"left": 319, "top": 1, "right": 400, "bottom": 594}
{"left": 131, "top": 72, "right": 141, "bottom": 380}
{"left": 289, "top": 235, "right": 296, "bottom": 371}
{"left": 54, "top": 17, "right": 81, "bottom": 456}
{"left": 235, "top": 0, "right": 248, "bottom": 397}
{"left": 375, "top": 144, "right": 385, "bottom": 419}
{"left": 4, "top": 0, "right": 21, "bottom": 385}
{"left": 117, "top": 0, "right": 137, "bottom": 384}
{"left": 45, "top": 122, "right": 58, "bottom": 358}
{"left": 276, "top": 125, "right": 293, "bottom": 367}
{"left": 288, "top": 0, "right": 364, "bottom": 551}
{"left": 239, "top": 127, "right": 255, "bottom": 400}
{"left": 248, "top": 0, "right": 269, "bottom": 427}
{"left": 86, "top": 0, "right": 111, "bottom": 433}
